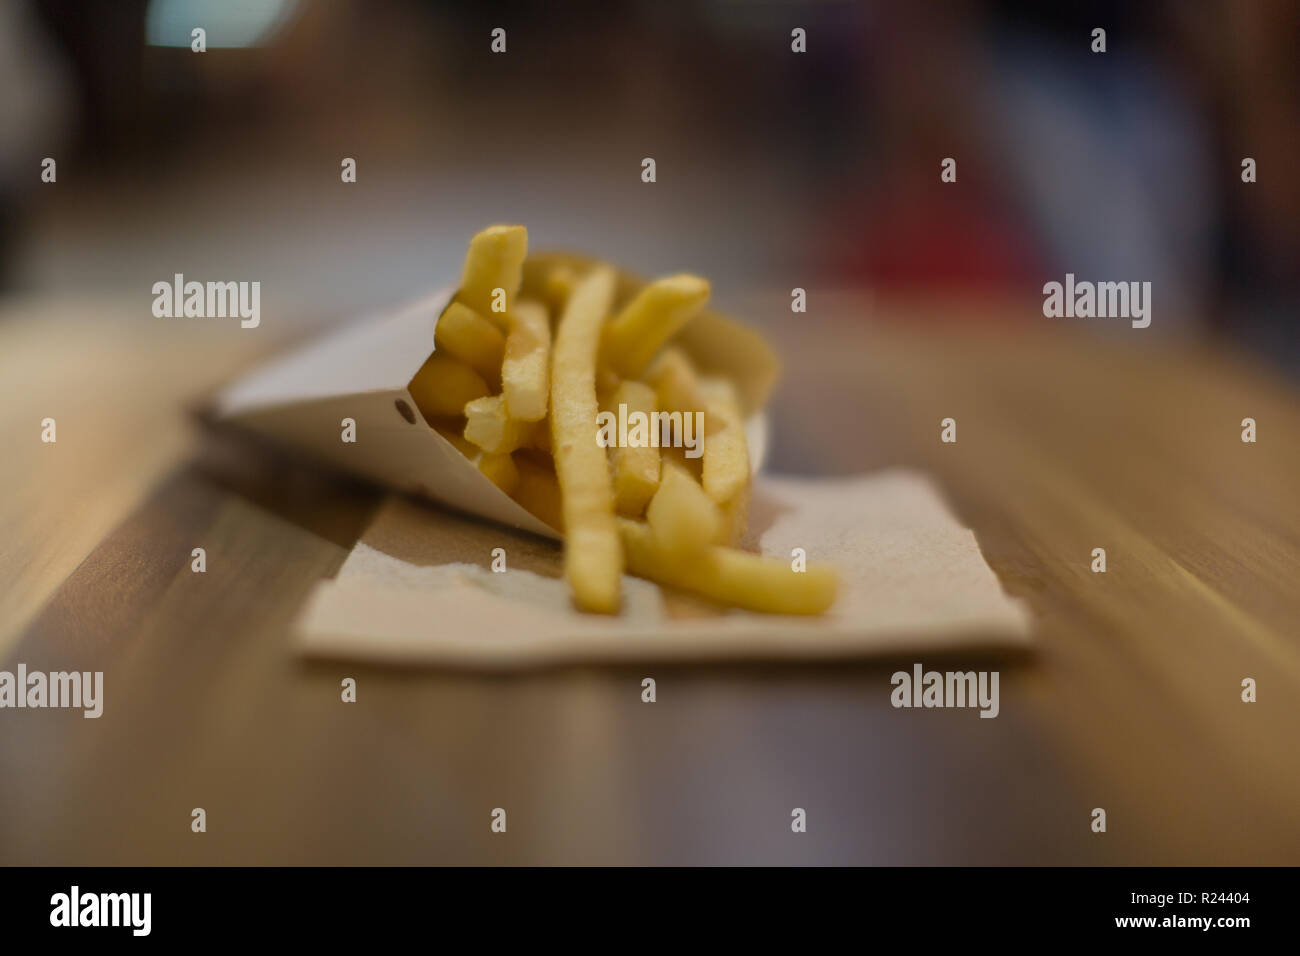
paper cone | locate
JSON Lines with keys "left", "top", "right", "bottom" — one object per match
{"left": 212, "top": 256, "right": 779, "bottom": 540}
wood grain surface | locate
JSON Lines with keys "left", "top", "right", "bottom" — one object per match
{"left": 1, "top": 293, "right": 1297, "bottom": 864}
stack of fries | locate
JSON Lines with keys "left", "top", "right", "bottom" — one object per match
{"left": 408, "top": 225, "right": 838, "bottom": 616}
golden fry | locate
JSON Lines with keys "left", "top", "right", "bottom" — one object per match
{"left": 502, "top": 299, "right": 551, "bottom": 421}
{"left": 456, "top": 224, "right": 528, "bottom": 330}
{"left": 700, "top": 377, "right": 749, "bottom": 504}
{"left": 475, "top": 451, "right": 519, "bottom": 495}
{"left": 408, "top": 354, "right": 490, "bottom": 420}
{"left": 645, "top": 346, "right": 706, "bottom": 416}
{"left": 619, "top": 518, "right": 838, "bottom": 615}
{"left": 432, "top": 420, "right": 477, "bottom": 458}
{"left": 646, "top": 461, "right": 719, "bottom": 557}
{"left": 464, "top": 395, "right": 543, "bottom": 454}
{"left": 602, "top": 274, "right": 710, "bottom": 378}
{"left": 435, "top": 302, "right": 505, "bottom": 388}
{"left": 607, "top": 379, "right": 661, "bottom": 517}
{"left": 550, "top": 266, "right": 622, "bottom": 613}
{"left": 716, "top": 481, "right": 750, "bottom": 547}
{"left": 541, "top": 265, "right": 577, "bottom": 317}
{"left": 511, "top": 455, "right": 564, "bottom": 532}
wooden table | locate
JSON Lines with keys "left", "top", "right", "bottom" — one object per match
{"left": 2, "top": 292, "right": 1298, "bottom": 865}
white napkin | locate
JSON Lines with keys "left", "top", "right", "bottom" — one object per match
{"left": 293, "top": 468, "right": 1032, "bottom": 668}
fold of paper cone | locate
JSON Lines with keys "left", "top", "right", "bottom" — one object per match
{"left": 213, "top": 259, "right": 777, "bottom": 540}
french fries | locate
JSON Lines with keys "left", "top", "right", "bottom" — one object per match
{"left": 475, "top": 451, "right": 520, "bottom": 495}
{"left": 412, "top": 224, "right": 837, "bottom": 617}
{"left": 432, "top": 421, "right": 478, "bottom": 458}
{"left": 602, "top": 274, "right": 710, "bottom": 378}
{"left": 541, "top": 264, "right": 577, "bottom": 315}
{"left": 607, "top": 379, "right": 660, "bottom": 517}
{"left": 550, "top": 266, "right": 622, "bottom": 613}
{"left": 645, "top": 346, "right": 706, "bottom": 416}
{"left": 699, "top": 377, "right": 749, "bottom": 504}
{"left": 464, "top": 395, "right": 543, "bottom": 454}
{"left": 647, "top": 461, "right": 719, "bottom": 557}
{"left": 502, "top": 299, "right": 551, "bottom": 421}
{"left": 435, "top": 302, "right": 505, "bottom": 388}
{"left": 717, "top": 482, "right": 750, "bottom": 547}
{"left": 512, "top": 455, "right": 564, "bottom": 533}
{"left": 409, "top": 354, "right": 489, "bottom": 419}
{"left": 456, "top": 224, "right": 528, "bottom": 329}
{"left": 619, "top": 518, "right": 838, "bottom": 615}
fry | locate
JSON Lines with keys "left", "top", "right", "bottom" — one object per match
{"left": 432, "top": 420, "right": 478, "bottom": 458}
{"left": 408, "top": 354, "right": 490, "bottom": 419}
{"left": 607, "top": 379, "right": 661, "bottom": 517}
{"left": 660, "top": 442, "right": 702, "bottom": 483}
{"left": 541, "top": 265, "right": 577, "bottom": 316}
{"left": 717, "top": 481, "right": 750, "bottom": 546}
{"left": 551, "top": 265, "right": 622, "bottom": 613}
{"left": 433, "top": 417, "right": 526, "bottom": 500}
{"left": 595, "top": 365, "right": 622, "bottom": 405}
{"left": 645, "top": 346, "right": 706, "bottom": 416}
{"left": 475, "top": 451, "right": 519, "bottom": 495}
{"left": 464, "top": 395, "right": 543, "bottom": 454}
{"left": 646, "top": 461, "right": 719, "bottom": 557}
{"left": 700, "top": 375, "right": 742, "bottom": 431}
{"left": 602, "top": 274, "right": 710, "bottom": 378}
{"left": 619, "top": 518, "right": 838, "bottom": 615}
{"left": 456, "top": 224, "right": 528, "bottom": 330}
{"left": 502, "top": 299, "right": 551, "bottom": 421}
{"left": 700, "top": 377, "right": 749, "bottom": 504}
{"left": 511, "top": 455, "right": 564, "bottom": 532}
{"left": 435, "top": 302, "right": 505, "bottom": 387}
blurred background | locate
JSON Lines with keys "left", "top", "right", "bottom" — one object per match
{"left": 0, "top": 0, "right": 1296, "bottom": 368}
